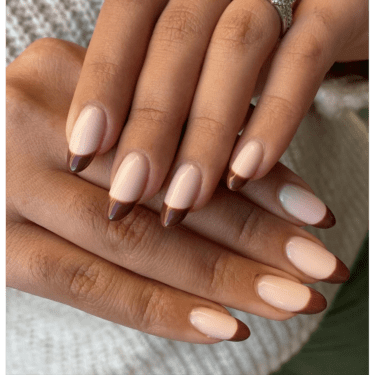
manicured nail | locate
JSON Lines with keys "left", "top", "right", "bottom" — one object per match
{"left": 161, "top": 164, "right": 201, "bottom": 227}
{"left": 67, "top": 105, "right": 106, "bottom": 173}
{"left": 256, "top": 275, "right": 327, "bottom": 314}
{"left": 108, "top": 152, "right": 149, "bottom": 221}
{"left": 286, "top": 237, "right": 350, "bottom": 283}
{"left": 189, "top": 307, "right": 250, "bottom": 342}
{"left": 279, "top": 185, "right": 336, "bottom": 228}
{"left": 227, "top": 140, "right": 263, "bottom": 191}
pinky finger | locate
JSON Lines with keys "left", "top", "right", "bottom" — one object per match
{"left": 7, "top": 222, "right": 250, "bottom": 343}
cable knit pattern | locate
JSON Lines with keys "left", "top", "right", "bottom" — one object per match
{"left": 6, "top": 1, "right": 368, "bottom": 374}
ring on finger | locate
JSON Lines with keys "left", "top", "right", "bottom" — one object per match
{"left": 267, "top": 0, "right": 297, "bottom": 35}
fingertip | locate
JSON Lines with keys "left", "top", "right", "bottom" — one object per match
{"left": 67, "top": 149, "right": 96, "bottom": 173}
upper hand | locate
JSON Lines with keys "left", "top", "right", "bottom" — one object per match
{"left": 64, "top": 0, "right": 368, "bottom": 226}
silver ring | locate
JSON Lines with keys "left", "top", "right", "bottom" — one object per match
{"left": 268, "top": 0, "right": 297, "bottom": 36}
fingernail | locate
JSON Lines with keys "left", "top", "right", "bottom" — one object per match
{"left": 286, "top": 237, "right": 350, "bottom": 283}
{"left": 108, "top": 152, "right": 149, "bottom": 221}
{"left": 189, "top": 307, "right": 250, "bottom": 342}
{"left": 279, "top": 185, "right": 336, "bottom": 228}
{"left": 161, "top": 164, "right": 201, "bottom": 227}
{"left": 67, "top": 105, "right": 106, "bottom": 173}
{"left": 256, "top": 275, "right": 327, "bottom": 314}
{"left": 228, "top": 140, "right": 263, "bottom": 191}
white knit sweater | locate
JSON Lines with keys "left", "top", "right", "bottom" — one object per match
{"left": 6, "top": 1, "right": 369, "bottom": 374}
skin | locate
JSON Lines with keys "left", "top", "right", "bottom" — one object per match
{"left": 7, "top": 39, "right": 348, "bottom": 344}
{"left": 64, "top": 0, "right": 368, "bottom": 223}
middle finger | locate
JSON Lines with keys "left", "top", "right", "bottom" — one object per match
{"left": 161, "top": 0, "right": 280, "bottom": 226}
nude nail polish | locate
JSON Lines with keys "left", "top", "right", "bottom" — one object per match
{"left": 256, "top": 275, "right": 327, "bottom": 314}
{"left": 227, "top": 140, "right": 263, "bottom": 191}
{"left": 108, "top": 152, "right": 149, "bottom": 221}
{"left": 67, "top": 105, "right": 106, "bottom": 173}
{"left": 286, "top": 237, "right": 349, "bottom": 283}
{"left": 279, "top": 185, "right": 336, "bottom": 228}
{"left": 189, "top": 307, "right": 250, "bottom": 341}
{"left": 161, "top": 164, "right": 201, "bottom": 227}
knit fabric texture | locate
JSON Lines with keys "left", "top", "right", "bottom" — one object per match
{"left": 6, "top": 1, "right": 369, "bottom": 374}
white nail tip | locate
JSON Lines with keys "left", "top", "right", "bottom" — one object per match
{"left": 231, "top": 140, "right": 263, "bottom": 178}
{"left": 256, "top": 275, "right": 310, "bottom": 312}
{"left": 189, "top": 308, "right": 238, "bottom": 340}
{"left": 109, "top": 152, "right": 149, "bottom": 203}
{"left": 286, "top": 237, "right": 336, "bottom": 280}
{"left": 279, "top": 185, "right": 327, "bottom": 225}
{"left": 164, "top": 164, "right": 201, "bottom": 209}
{"left": 69, "top": 105, "right": 106, "bottom": 155}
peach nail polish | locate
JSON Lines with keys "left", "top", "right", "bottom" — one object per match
{"left": 256, "top": 275, "right": 327, "bottom": 314}
{"left": 227, "top": 140, "right": 263, "bottom": 191}
{"left": 189, "top": 307, "right": 250, "bottom": 341}
{"left": 279, "top": 185, "right": 336, "bottom": 228}
{"left": 68, "top": 105, "right": 106, "bottom": 173}
{"left": 286, "top": 237, "right": 349, "bottom": 283}
{"left": 108, "top": 152, "right": 149, "bottom": 221}
{"left": 161, "top": 164, "right": 201, "bottom": 227}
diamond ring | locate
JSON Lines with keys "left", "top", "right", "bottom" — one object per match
{"left": 268, "top": 0, "right": 297, "bottom": 36}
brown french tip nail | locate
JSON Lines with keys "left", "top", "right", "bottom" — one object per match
{"left": 314, "top": 206, "right": 336, "bottom": 229}
{"left": 161, "top": 203, "right": 189, "bottom": 227}
{"left": 67, "top": 150, "right": 96, "bottom": 173}
{"left": 297, "top": 287, "right": 327, "bottom": 314}
{"left": 256, "top": 275, "right": 327, "bottom": 314}
{"left": 323, "top": 257, "right": 350, "bottom": 283}
{"left": 108, "top": 197, "right": 135, "bottom": 221}
{"left": 227, "top": 170, "right": 248, "bottom": 191}
{"left": 189, "top": 307, "right": 250, "bottom": 342}
{"left": 229, "top": 319, "right": 251, "bottom": 342}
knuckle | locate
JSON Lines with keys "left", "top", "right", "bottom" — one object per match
{"left": 70, "top": 192, "right": 106, "bottom": 235}
{"left": 310, "top": 7, "right": 335, "bottom": 35}
{"left": 154, "top": 4, "right": 203, "bottom": 47}
{"left": 64, "top": 259, "right": 112, "bottom": 303}
{"left": 206, "top": 253, "right": 236, "bottom": 297}
{"left": 286, "top": 31, "right": 325, "bottom": 68}
{"left": 84, "top": 58, "right": 123, "bottom": 82}
{"left": 23, "top": 38, "right": 81, "bottom": 66}
{"left": 68, "top": 192, "right": 157, "bottom": 267}
{"left": 259, "top": 93, "right": 302, "bottom": 124}
{"left": 131, "top": 105, "right": 171, "bottom": 128}
{"left": 134, "top": 283, "right": 168, "bottom": 332}
{"left": 214, "top": 7, "right": 270, "bottom": 52}
{"left": 236, "top": 206, "right": 266, "bottom": 248}
{"left": 190, "top": 116, "right": 227, "bottom": 142}
{"left": 106, "top": 206, "right": 156, "bottom": 263}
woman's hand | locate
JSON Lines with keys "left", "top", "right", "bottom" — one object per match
{"left": 7, "top": 39, "right": 349, "bottom": 344}
{"left": 64, "top": 0, "right": 368, "bottom": 226}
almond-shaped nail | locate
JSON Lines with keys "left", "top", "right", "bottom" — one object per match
{"left": 108, "top": 152, "right": 149, "bottom": 221}
{"left": 227, "top": 140, "right": 263, "bottom": 191}
{"left": 67, "top": 105, "right": 106, "bottom": 173}
{"left": 256, "top": 275, "right": 327, "bottom": 314}
{"left": 279, "top": 185, "right": 336, "bottom": 228}
{"left": 161, "top": 164, "right": 201, "bottom": 227}
{"left": 189, "top": 307, "right": 250, "bottom": 342}
{"left": 286, "top": 237, "right": 350, "bottom": 283}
